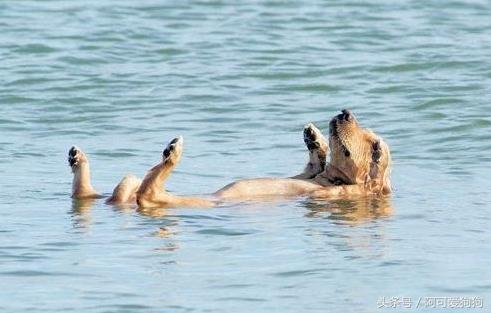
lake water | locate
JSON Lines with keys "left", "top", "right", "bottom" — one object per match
{"left": 1, "top": 1, "right": 490, "bottom": 312}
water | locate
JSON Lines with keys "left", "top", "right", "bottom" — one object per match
{"left": 1, "top": 0, "right": 490, "bottom": 312}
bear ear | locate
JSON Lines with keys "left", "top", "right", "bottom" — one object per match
{"left": 367, "top": 138, "right": 392, "bottom": 195}
{"left": 369, "top": 139, "right": 381, "bottom": 180}
{"left": 371, "top": 140, "right": 381, "bottom": 164}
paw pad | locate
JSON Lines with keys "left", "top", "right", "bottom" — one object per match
{"left": 68, "top": 146, "right": 78, "bottom": 167}
{"left": 303, "top": 126, "right": 320, "bottom": 151}
{"left": 162, "top": 137, "right": 181, "bottom": 160}
{"left": 163, "top": 147, "right": 172, "bottom": 159}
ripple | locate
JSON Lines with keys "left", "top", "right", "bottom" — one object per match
{"left": 216, "top": 297, "right": 267, "bottom": 302}
{"left": 1, "top": 1, "right": 491, "bottom": 312}
{"left": 195, "top": 228, "right": 254, "bottom": 236}
{"left": 272, "top": 268, "right": 324, "bottom": 277}
{"left": 57, "top": 56, "right": 108, "bottom": 65}
{"left": 414, "top": 98, "right": 466, "bottom": 110}
{"left": 1, "top": 270, "right": 73, "bottom": 277}
{"left": 154, "top": 48, "right": 187, "bottom": 56}
{"left": 12, "top": 43, "right": 57, "bottom": 54}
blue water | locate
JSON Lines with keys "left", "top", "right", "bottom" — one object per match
{"left": 1, "top": 1, "right": 490, "bottom": 312}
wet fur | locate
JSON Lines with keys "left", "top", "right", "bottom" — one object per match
{"left": 69, "top": 111, "right": 392, "bottom": 208}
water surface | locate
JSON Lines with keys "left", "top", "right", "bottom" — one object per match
{"left": 1, "top": 1, "right": 490, "bottom": 312}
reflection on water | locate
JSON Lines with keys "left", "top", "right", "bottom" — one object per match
{"left": 153, "top": 226, "right": 174, "bottom": 238}
{"left": 110, "top": 202, "right": 137, "bottom": 214}
{"left": 302, "top": 196, "right": 393, "bottom": 262}
{"left": 303, "top": 195, "right": 393, "bottom": 224}
{"left": 137, "top": 207, "right": 171, "bottom": 218}
{"left": 69, "top": 198, "right": 96, "bottom": 230}
{"left": 1, "top": 0, "right": 491, "bottom": 311}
